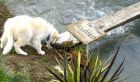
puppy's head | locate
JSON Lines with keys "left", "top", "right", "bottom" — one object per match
{"left": 45, "top": 23, "right": 60, "bottom": 44}
{"left": 51, "top": 31, "right": 60, "bottom": 44}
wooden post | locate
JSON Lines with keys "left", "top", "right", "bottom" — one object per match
{"left": 56, "top": 2, "right": 140, "bottom": 45}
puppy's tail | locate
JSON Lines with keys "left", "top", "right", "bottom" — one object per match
{"left": 0, "top": 32, "right": 7, "bottom": 49}
{"left": 2, "top": 33, "right": 14, "bottom": 55}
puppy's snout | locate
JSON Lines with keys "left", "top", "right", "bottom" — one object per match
{"left": 52, "top": 37, "right": 59, "bottom": 44}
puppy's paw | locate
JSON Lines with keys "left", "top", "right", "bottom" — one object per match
{"left": 3, "top": 49, "right": 9, "bottom": 55}
{"left": 46, "top": 45, "right": 53, "bottom": 49}
{"left": 20, "top": 52, "right": 28, "bottom": 55}
{"left": 3, "top": 51, "right": 7, "bottom": 55}
{"left": 39, "top": 51, "right": 45, "bottom": 55}
{"left": 1, "top": 44, "right": 4, "bottom": 49}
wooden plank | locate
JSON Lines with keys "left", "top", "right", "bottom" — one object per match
{"left": 56, "top": 2, "right": 140, "bottom": 45}
{"left": 91, "top": 2, "right": 140, "bottom": 32}
{"left": 66, "top": 19, "right": 106, "bottom": 44}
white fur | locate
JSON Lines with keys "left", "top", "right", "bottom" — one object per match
{"left": 0, "top": 15, "right": 59, "bottom": 55}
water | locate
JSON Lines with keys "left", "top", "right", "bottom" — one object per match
{"left": 5, "top": 0, "right": 140, "bottom": 81}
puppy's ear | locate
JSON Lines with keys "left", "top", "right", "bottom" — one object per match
{"left": 52, "top": 32, "right": 59, "bottom": 38}
{"left": 46, "top": 34, "right": 51, "bottom": 41}
{"left": 51, "top": 32, "right": 60, "bottom": 44}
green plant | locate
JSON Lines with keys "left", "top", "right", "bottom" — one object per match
{"left": 11, "top": 74, "right": 28, "bottom": 82}
{"left": 42, "top": 56, "right": 48, "bottom": 63}
{"left": 46, "top": 46, "right": 125, "bottom": 82}
{"left": 0, "top": 67, "right": 30, "bottom": 82}
{"left": 0, "top": 68, "right": 11, "bottom": 82}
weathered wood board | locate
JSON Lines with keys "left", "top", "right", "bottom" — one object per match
{"left": 90, "top": 2, "right": 140, "bottom": 32}
{"left": 65, "top": 2, "right": 140, "bottom": 44}
{"left": 66, "top": 19, "right": 106, "bottom": 44}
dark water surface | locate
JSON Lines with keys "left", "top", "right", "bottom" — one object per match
{"left": 5, "top": 0, "right": 140, "bottom": 81}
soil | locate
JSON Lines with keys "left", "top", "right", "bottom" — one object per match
{"left": 0, "top": 44, "right": 86, "bottom": 82}
{"left": 0, "top": 45, "right": 66, "bottom": 82}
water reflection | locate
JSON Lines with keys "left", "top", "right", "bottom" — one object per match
{"left": 98, "top": 19, "right": 140, "bottom": 82}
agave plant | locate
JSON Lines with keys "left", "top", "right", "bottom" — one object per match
{"left": 46, "top": 46, "right": 125, "bottom": 82}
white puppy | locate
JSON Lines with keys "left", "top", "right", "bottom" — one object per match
{"left": 0, "top": 15, "right": 59, "bottom": 55}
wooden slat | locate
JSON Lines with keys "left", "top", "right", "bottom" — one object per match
{"left": 66, "top": 19, "right": 106, "bottom": 44}
{"left": 91, "top": 2, "right": 140, "bottom": 32}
